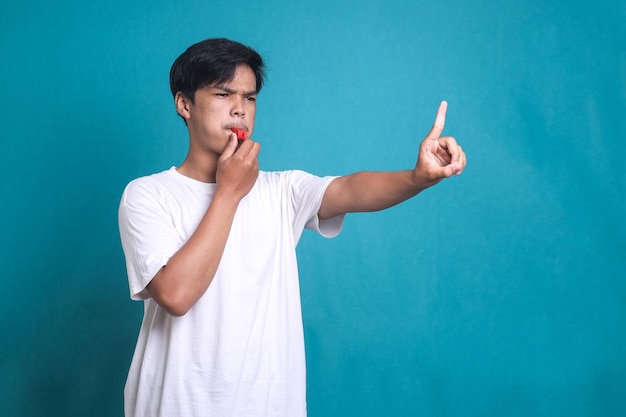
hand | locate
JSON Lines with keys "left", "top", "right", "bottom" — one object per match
{"left": 413, "top": 101, "right": 466, "bottom": 187}
{"left": 215, "top": 133, "right": 260, "bottom": 201}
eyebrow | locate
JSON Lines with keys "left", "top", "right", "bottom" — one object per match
{"left": 214, "top": 85, "right": 258, "bottom": 96}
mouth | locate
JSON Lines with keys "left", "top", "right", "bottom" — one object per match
{"left": 230, "top": 127, "right": 248, "bottom": 140}
{"left": 225, "top": 123, "right": 250, "bottom": 149}
{"left": 225, "top": 123, "right": 248, "bottom": 131}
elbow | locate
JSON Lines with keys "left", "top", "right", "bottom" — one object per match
{"left": 160, "top": 299, "right": 192, "bottom": 317}
{"left": 146, "top": 281, "right": 194, "bottom": 317}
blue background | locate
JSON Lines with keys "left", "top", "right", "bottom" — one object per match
{"left": 2, "top": 0, "right": 625, "bottom": 416}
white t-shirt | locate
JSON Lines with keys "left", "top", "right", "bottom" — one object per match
{"left": 118, "top": 167, "right": 344, "bottom": 417}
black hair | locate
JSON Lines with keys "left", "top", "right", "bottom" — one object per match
{"left": 169, "top": 38, "right": 266, "bottom": 102}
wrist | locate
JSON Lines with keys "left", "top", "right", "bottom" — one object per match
{"left": 410, "top": 168, "right": 441, "bottom": 190}
{"left": 212, "top": 187, "right": 244, "bottom": 210}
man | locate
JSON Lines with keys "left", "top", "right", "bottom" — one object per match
{"left": 119, "top": 38, "right": 465, "bottom": 416}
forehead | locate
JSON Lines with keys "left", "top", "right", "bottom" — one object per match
{"left": 214, "top": 65, "right": 257, "bottom": 92}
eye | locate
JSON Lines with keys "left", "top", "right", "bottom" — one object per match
{"left": 215, "top": 93, "right": 229, "bottom": 98}
{"left": 245, "top": 96, "right": 257, "bottom": 102}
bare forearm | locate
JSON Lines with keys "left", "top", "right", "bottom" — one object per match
{"left": 146, "top": 138, "right": 261, "bottom": 316}
{"left": 319, "top": 102, "right": 466, "bottom": 220}
{"left": 320, "top": 170, "right": 433, "bottom": 219}
{"left": 147, "top": 192, "right": 239, "bottom": 316}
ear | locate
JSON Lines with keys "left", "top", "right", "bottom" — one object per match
{"left": 174, "top": 92, "right": 192, "bottom": 120}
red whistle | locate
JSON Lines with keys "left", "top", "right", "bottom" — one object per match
{"left": 231, "top": 128, "right": 247, "bottom": 141}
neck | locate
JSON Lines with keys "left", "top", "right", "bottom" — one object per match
{"left": 176, "top": 151, "right": 218, "bottom": 183}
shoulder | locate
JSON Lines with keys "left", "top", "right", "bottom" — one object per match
{"left": 252, "top": 170, "right": 321, "bottom": 195}
{"left": 121, "top": 168, "right": 178, "bottom": 204}
{"left": 257, "top": 169, "right": 319, "bottom": 185}
{"left": 256, "top": 170, "right": 337, "bottom": 202}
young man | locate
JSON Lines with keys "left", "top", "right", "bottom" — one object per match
{"left": 119, "top": 38, "right": 466, "bottom": 416}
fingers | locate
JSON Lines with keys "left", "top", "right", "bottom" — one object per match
{"left": 220, "top": 133, "right": 239, "bottom": 161}
{"left": 221, "top": 133, "right": 261, "bottom": 160}
{"left": 456, "top": 145, "right": 466, "bottom": 175}
{"left": 236, "top": 136, "right": 261, "bottom": 161}
{"left": 428, "top": 101, "right": 466, "bottom": 175}
{"left": 216, "top": 135, "right": 260, "bottom": 197}
{"left": 415, "top": 101, "right": 467, "bottom": 183}
{"left": 426, "top": 100, "right": 448, "bottom": 140}
{"left": 438, "top": 136, "right": 466, "bottom": 175}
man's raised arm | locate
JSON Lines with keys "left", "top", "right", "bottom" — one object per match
{"left": 319, "top": 101, "right": 466, "bottom": 220}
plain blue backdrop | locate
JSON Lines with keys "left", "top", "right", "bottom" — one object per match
{"left": 1, "top": 0, "right": 625, "bottom": 416}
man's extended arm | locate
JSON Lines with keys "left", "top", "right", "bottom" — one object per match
{"left": 319, "top": 101, "right": 466, "bottom": 220}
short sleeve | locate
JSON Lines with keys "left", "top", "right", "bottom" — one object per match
{"left": 118, "top": 180, "right": 183, "bottom": 300}
{"left": 286, "top": 171, "right": 345, "bottom": 243}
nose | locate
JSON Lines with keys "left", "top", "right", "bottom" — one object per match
{"left": 232, "top": 96, "right": 245, "bottom": 118}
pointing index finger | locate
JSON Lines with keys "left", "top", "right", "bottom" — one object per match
{"left": 427, "top": 100, "right": 448, "bottom": 140}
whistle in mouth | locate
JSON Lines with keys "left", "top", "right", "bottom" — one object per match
{"left": 231, "top": 128, "right": 247, "bottom": 142}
